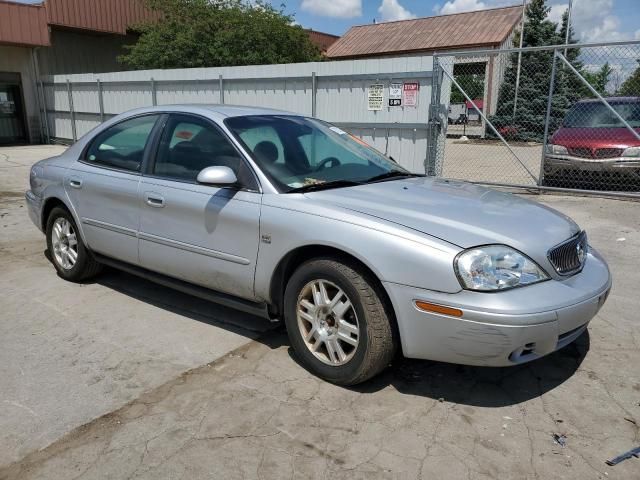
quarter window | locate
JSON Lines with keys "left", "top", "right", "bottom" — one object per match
{"left": 85, "top": 115, "right": 159, "bottom": 172}
{"left": 153, "top": 115, "right": 256, "bottom": 188}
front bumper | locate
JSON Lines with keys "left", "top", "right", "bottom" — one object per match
{"left": 25, "top": 190, "right": 43, "bottom": 232}
{"left": 544, "top": 154, "right": 640, "bottom": 175}
{"left": 385, "top": 249, "right": 611, "bottom": 367}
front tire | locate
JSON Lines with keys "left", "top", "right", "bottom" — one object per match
{"left": 284, "top": 258, "right": 396, "bottom": 385}
{"left": 46, "top": 207, "right": 102, "bottom": 282}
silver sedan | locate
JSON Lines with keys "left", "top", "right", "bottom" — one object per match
{"left": 26, "top": 105, "right": 612, "bottom": 385}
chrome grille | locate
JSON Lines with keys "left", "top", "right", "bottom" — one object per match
{"left": 595, "top": 148, "right": 623, "bottom": 159}
{"left": 569, "top": 147, "right": 592, "bottom": 158}
{"left": 548, "top": 231, "right": 588, "bottom": 276}
{"left": 568, "top": 147, "right": 623, "bottom": 159}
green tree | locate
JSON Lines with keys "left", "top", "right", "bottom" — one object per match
{"left": 618, "top": 60, "right": 640, "bottom": 96}
{"left": 584, "top": 62, "right": 613, "bottom": 95}
{"left": 450, "top": 73, "right": 485, "bottom": 103}
{"left": 119, "top": 0, "right": 321, "bottom": 69}
{"left": 558, "top": 9, "right": 586, "bottom": 103}
{"left": 490, "top": 0, "right": 569, "bottom": 142}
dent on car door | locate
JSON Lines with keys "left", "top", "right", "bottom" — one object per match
{"left": 64, "top": 114, "right": 162, "bottom": 265}
{"left": 138, "top": 113, "right": 262, "bottom": 300}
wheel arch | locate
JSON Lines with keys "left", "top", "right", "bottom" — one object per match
{"left": 267, "top": 245, "right": 398, "bottom": 335}
{"left": 41, "top": 196, "right": 69, "bottom": 230}
{"left": 40, "top": 195, "right": 88, "bottom": 246}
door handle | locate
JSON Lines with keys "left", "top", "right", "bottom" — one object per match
{"left": 68, "top": 177, "right": 83, "bottom": 189}
{"left": 144, "top": 192, "right": 165, "bottom": 208}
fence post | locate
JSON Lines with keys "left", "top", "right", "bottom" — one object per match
{"left": 97, "top": 79, "right": 105, "bottom": 123}
{"left": 66, "top": 79, "right": 77, "bottom": 142}
{"left": 219, "top": 74, "right": 224, "bottom": 104}
{"left": 311, "top": 71, "right": 317, "bottom": 117}
{"left": 39, "top": 80, "right": 50, "bottom": 143}
{"left": 150, "top": 77, "right": 157, "bottom": 106}
{"left": 539, "top": 49, "right": 558, "bottom": 186}
{"left": 481, "top": 60, "right": 489, "bottom": 139}
{"left": 426, "top": 56, "right": 441, "bottom": 176}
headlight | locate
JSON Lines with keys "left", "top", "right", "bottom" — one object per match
{"left": 622, "top": 146, "right": 640, "bottom": 157}
{"left": 455, "top": 245, "right": 549, "bottom": 291}
{"left": 545, "top": 144, "right": 568, "bottom": 155}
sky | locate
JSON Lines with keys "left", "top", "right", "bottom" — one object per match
{"left": 280, "top": 0, "right": 640, "bottom": 42}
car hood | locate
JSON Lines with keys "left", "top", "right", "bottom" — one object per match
{"left": 304, "top": 177, "right": 580, "bottom": 252}
{"left": 552, "top": 126, "right": 640, "bottom": 148}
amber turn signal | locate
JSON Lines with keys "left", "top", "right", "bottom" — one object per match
{"left": 414, "top": 301, "right": 463, "bottom": 317}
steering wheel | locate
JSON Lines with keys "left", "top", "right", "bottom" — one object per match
{"left": 315, "top": 157, "right": 341, "bottom": 171}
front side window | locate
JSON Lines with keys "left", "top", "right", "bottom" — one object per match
{"left": 225, "top": 115, "right": 408, "bottom": 192}
{"left": 152, "top": 114, "right": 256, "bottom": 189}
{"left": 85, "top": 115, "right": 160, "bottom": 172}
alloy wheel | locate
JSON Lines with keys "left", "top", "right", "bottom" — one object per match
{"left": 51, "top": 217, "right": 78, "bottom": 270}
{"left": 296, "top": 279, "right": 360, "bottom": 366}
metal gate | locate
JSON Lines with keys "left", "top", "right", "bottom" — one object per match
{"left": 429, "top": 41, "right": 640, "bottom": 198}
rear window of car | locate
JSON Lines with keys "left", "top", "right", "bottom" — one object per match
{"left": 563, "top": 101, "right": 640, "bottom": 128}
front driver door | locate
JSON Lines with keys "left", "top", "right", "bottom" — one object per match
{"left": 138, "top": 113, "right": 262, "bottom": 300}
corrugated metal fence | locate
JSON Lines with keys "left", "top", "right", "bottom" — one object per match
{"left": 39, "top": 56, "right": 435, "bottom": 173}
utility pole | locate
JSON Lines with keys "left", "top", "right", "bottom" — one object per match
{"left": 564, "top": 0, "right": 573, "bottom": 57}
{"left": 512, "top": 0, "right": 527, "bottom": 118}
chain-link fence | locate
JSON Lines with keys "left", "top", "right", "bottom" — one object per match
{"left": 430, "top": 41, "right": 640, "bottom": 197}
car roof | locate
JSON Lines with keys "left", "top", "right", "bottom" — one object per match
{"left": 200, "top": 104, "right": 298, "bottom": 117}
{"left": 112, "top": 104, "right": 303, "bottom": 124}
{"left": 129, "top": 104, "right": 299, "bottom": 117}
{"left": 576, "top": 97, "right": 640, "bottom": 104}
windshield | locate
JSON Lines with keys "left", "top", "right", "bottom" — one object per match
{"left": 224, "top": 115, "right": 408, "bottom": 192}
{"left": 563, "top": 100, "right": 640, "bottom": 128}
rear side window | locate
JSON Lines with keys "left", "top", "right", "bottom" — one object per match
{"left": 84, "top": 115, "right": 160, "bottom": 172}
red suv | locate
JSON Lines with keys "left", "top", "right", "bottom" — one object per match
{"left": 543, "top": 97, "right": 640, "bottom": 190}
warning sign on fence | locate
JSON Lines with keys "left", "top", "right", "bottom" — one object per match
{"left": 367, "top": 84, "right": 384, "bottom": 110}
{"left": 403, "top": 82, "right": 419, "bottom": 107}
{"left": 388, "top": 83, "right": 402, "bottom": 106}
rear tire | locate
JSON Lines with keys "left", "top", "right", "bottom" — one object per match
{"left": 46, "top": 207, "right": 102, "bottom": 282}
{"left": 284, "top": 258, "right": 396, "bottom": 385}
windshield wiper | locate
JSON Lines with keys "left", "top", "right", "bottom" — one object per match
{"left": 287, "top": 180, "right": 362, "bottom": 193}
{"left": 365, "top": 171, "right": 424, "bottom": 183}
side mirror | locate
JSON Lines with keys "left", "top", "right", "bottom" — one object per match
{"left": 196, "top": 166, "right": 237, "bottom": 186}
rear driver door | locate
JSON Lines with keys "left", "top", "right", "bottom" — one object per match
{"left": 65, "top": 114, "right": 161, "bottom": 265}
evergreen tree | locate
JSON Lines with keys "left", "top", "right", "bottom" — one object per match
{"left": 489, "top": 0, "right": 572, "bottom": 142}
{"left": 558, "top": 9, "right": 586, "bottom": 103}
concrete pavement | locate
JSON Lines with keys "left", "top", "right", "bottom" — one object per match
{"left": 0, "top": 146, "right": 274, "bottom": 466}
{"left": 1, "top": 145, "right": 639, "bottom": 479}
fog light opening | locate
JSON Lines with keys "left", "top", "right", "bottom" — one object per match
{"left": 509, "top": 342, "right": 537, "bottom": 363}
